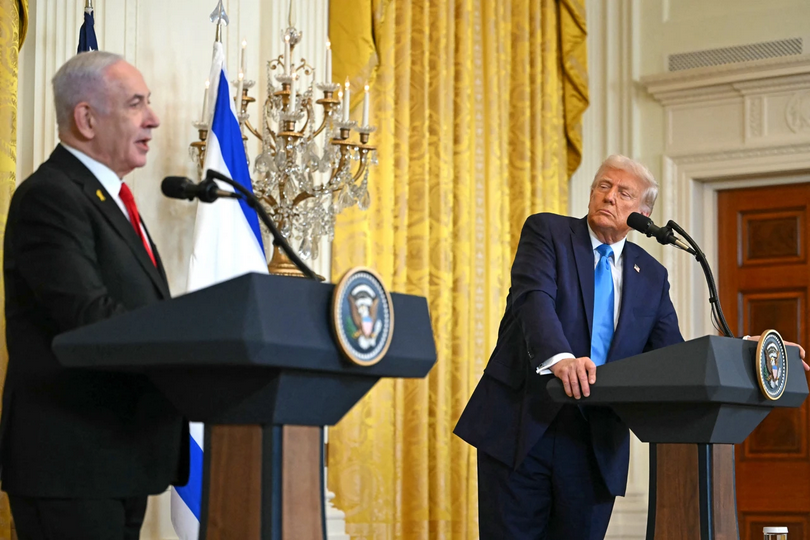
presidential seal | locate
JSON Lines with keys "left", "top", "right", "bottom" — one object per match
{"left": 332, "top": 267, "right": 394, "bottom": 366}
{"left": 756, "top": 329, "right": 788, "bottom": 401}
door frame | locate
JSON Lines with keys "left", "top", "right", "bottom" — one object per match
{"left": 661, "top": 147, "right": 810, "bottom": 340}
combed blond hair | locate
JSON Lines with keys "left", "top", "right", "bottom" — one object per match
{"left": 591, "top": 154, "right": 658, "bottom": 213}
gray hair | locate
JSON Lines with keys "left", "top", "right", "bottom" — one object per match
{"left": 590, "top": 154, "right": 658, "bottom": 213}
{"left": 52, "top": 51, "right": 124, "bottom": 132}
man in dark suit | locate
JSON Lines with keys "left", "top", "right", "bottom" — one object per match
{"left": 0, "top": 51, "right": 188, "bottom": 539}
{"left": 454, "top": 155, "right": 684, "bottom": 540}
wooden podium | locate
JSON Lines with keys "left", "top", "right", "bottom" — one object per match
{"left": 53, "top": 273, "right": 437, "bottom": 540}
{"left": 547, "top": 336, "right": 808, "bottom": 540}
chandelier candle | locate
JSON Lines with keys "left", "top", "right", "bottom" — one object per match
{"left": 241, "top": 39, "right": 247, "bottom": 78}
{"left": 343, "top": 79, "right": 350, "bottom": 122}
{"left": 362, "top": 85, "right": 370, "bottom": 126}
{"left": 284, "top": 35, "right": 291, "bottom": 76}
{"left": 324, "top": 41, "right": 332, "bottom": 83}
{"left": 201, "top": 79, "right": 209, "bottom": 123}
{"left": 236, "top": 72, "right": 244, "bottom": 119}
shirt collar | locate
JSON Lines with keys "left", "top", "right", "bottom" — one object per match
{"left": 60, "top": 143, "right": 123, "bottom": 198}
{"left": 587, "top": 222, "right": 626, "bottom": 260}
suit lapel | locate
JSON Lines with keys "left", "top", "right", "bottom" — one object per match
{"left": 51, "top": 146, "right": 171, "bottom": 299}
{"left": 571, "top": 217, "right": 595, "bottom": 342}
{"left": 607, "top": 242, "right": 639, "bottom": 362}
{"left": 142, "top": 221, "right": 169, "bottom": 285}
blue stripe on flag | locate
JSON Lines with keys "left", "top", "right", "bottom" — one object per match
{"left": 210, "top": 71, "right": 264, "bottom": 252}
{"left": 175, "top": 434, "right": 204, "bottom": 520}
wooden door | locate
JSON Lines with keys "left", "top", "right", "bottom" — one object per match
{"left": 718, "top": 182, "right": 810, "bottom": 540}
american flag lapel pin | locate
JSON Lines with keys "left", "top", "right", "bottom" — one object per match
{"left": 634, "top": 264, "right": 640, "bottom": 273}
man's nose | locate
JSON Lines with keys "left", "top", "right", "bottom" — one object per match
{"left": 145, "top": 105, "right": 160, "bottom": 128}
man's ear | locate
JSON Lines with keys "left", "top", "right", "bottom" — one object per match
{"left": 73, "top": 103, "right": 95, "bottom": 140}
{"left": 642, "top": 209, "right": 651, "bottom": 218}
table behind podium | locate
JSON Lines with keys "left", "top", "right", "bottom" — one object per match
{"left": 53, "top": 272, "right": 437, "bottom": 540}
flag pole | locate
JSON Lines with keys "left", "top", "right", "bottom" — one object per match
{"left": 209, "top": 0, "right": 228, "bottom": 43}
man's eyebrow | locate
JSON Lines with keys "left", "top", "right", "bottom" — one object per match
{"left": 129, "top": 92, "right": 151, "bottom": 102}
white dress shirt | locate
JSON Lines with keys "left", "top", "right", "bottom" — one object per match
{"left": 536, "top": 224, "right": 626, "bottom": 375}
{"left": 61, "top": 143, "right": 151, "bottom": 241}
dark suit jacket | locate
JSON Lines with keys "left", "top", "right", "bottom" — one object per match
{"left": 0, "top": 145, "right": 189, "bottom": 498}
{"left": 454, "top": 213, "right": 683, "bottom": 496}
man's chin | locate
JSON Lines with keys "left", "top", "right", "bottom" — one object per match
{"left": 588, "top": 214, "right": 614, "bottom": 229}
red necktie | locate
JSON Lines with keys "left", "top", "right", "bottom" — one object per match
{"left": 118, "top": 182, "right": 156, "bottom": 266}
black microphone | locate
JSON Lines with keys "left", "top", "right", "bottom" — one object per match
{"left": 161, "top": 176, "right": 239, "bottom": 203}
{"left": 627, "top": 212, "right": 694, "bottom": 254}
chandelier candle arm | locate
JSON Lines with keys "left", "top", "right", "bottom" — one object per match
{"left": 262, "top": 106, "right": 277, "bottom": 150}
{"left": 299, "top": 96, "right": 314, "bottom": 134}
{"left": 243, "top": 118, "right": 262, "bottom": 141}
{"left": 312, "top": 89, "right": 340, "bottom": 138}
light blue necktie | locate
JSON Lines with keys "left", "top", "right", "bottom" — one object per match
{"left": 591, "top": 244, "right": 615, "bottom": 366}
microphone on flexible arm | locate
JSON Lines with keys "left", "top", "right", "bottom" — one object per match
{"left": 626, "top": 212, "right": 734, "bottom": 338}
{"left": 626, "top": 212, "right": 695, "bottom": 255}
{"left": 161, "top": 171, "right": 319, "bottom": 281}
{"left": 160, "top": 176, "right": 239, "bottom": 203}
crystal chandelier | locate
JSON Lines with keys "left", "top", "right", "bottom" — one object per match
{"left": 190, "top": 1, "right": 377, "bottom": 278}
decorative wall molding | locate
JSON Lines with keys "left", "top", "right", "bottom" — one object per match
{"left": 641, "top": 54, "right": 810, "bottom": 104}
{"left": 669, "top": 142, "right": 810, "bottom": 164}
{"left": 786, "top": 90, "right": 810, "bottom": 132}
{"left": 748, "top": 96, "right": 763, "bottom": 139}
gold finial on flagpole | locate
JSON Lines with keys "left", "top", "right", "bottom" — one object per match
{"left": 84, "top": 0, "right": 94, "bottom": 14}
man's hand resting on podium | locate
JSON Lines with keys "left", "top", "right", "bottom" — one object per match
{"left": 744, "top": 335, "right": 809, "bottom": 372}
{"left": 550, "top": 357, "right": 598, "bottom": 399}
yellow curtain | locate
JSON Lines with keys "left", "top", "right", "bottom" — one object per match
{"left": 0, "top": 1, "right": 27, "bottom": 538}
{"left": 328, "top": 0, "right": 587, "bottom": 538}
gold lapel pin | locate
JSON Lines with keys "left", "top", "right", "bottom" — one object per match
{"left": 96, "top": 189, "right": 106, "bottom": 202}
{"left": 634, "top": 264, "right": 640, "bottom": 273}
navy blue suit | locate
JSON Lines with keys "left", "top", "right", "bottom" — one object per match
{"left": 454, "top": 213, "right": 683, "bottom": 538}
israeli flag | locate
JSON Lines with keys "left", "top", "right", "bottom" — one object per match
{"left": 171, "top": 41, "right": 268, "bottom": 540}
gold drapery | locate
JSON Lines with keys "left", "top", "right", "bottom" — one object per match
{"left": 0, "top": 1, "right": 27, "bottom": 538}
{"left": 328, "top": 1, "right": 588, "bottom": 538}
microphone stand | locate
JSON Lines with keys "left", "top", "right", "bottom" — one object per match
{"left": 665, "top": 220, "right": 734, "bottom": 338}
{"left": 203, "top": 170, "right": 320, "bottom": 281}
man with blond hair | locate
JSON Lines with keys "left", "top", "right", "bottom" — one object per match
{"left": 455, "top": 155, "right": 684, "bottom": 539}
{"left": 0, "top": 51, "right": 187, "bottom": 539}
